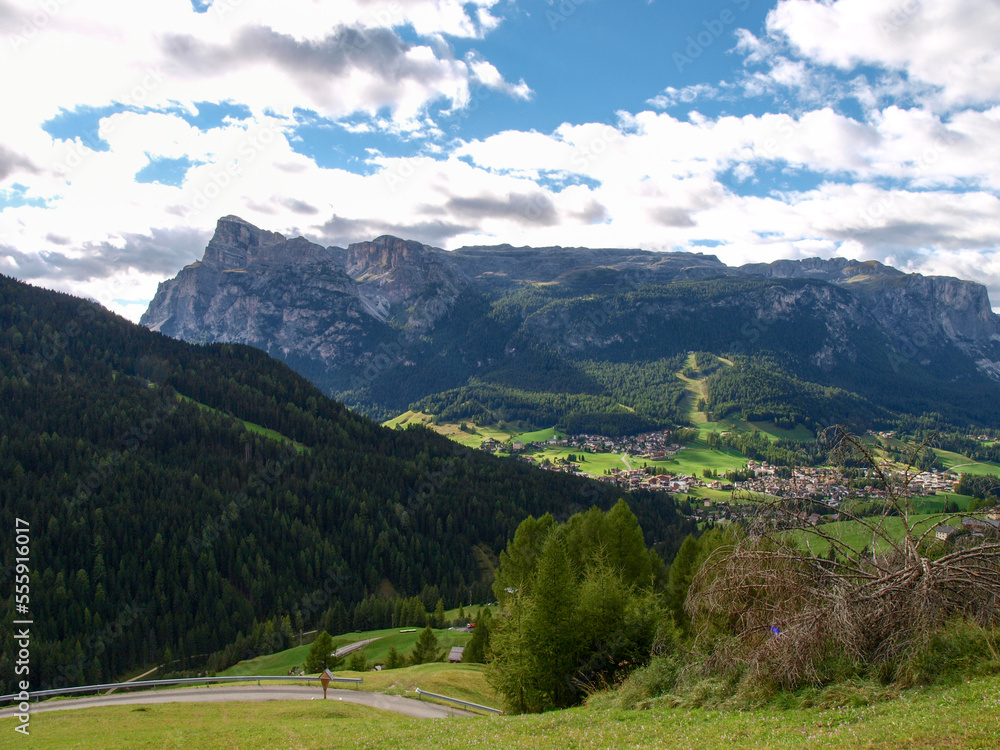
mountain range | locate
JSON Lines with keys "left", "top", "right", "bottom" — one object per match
{"left": 141, "top": 216, "right": 1000, "bottom": 430}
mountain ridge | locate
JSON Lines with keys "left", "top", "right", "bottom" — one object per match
{"left": 140, "top": 216, "right": 1000, "bottom": 429}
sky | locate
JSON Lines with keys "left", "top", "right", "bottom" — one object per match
{"left": 2, "top": 0, "right": 1000, "bottom": 321}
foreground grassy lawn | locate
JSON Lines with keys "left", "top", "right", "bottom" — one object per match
{"left": 354, "top": 663, "right": 498, "bottom": 708}
{"left": 3, "top": 673, "right": 997, "bottom": 749}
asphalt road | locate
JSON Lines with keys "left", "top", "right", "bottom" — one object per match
{"left": 334, "top": 637, "right": 381, "bottom": 657}
{"left": 0, "top": 685, "right": 475, "bottom": 719}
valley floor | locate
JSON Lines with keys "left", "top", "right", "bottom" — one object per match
{"left": 2, "top": 673, "right": 997, "bottom": 749}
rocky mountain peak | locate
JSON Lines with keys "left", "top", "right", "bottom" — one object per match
{"left": 203, "top": 215, "right": 288, "bottom": 268}
{"left": 342, "top": 235, "right": 437, "bottom": 278}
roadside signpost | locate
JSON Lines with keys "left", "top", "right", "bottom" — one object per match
{"left": 320, "top": 669, "right": 333, "bottom": 699}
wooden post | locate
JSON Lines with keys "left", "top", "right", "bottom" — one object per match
{"left": 320, "top": 668, "right": 333, "bottom": 699}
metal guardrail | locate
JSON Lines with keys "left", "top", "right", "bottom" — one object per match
{"left": 0, "top": 675, "right": 363, "bottom": 704}
{"left": 414, "top": 688, "right": 502, "bottom": 714}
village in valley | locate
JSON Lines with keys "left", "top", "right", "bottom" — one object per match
{"left": 478, "top": 427, "right": 989, "bottom": 529}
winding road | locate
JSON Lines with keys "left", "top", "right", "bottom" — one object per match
{"left": 334, "top": 637, "right": 380, "bottom": 657}
{"left": 0, "top": 685, "right": 475, "bottom": 719}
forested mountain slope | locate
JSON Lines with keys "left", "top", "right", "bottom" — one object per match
{"left": 0, "top": 274, "right": 692, "bottom": 693}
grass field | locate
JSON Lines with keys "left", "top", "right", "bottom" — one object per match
{"left": 934, "top": 448, "right": 1000, "bottom": 477}
{"left": 684, "top": 487, "right": 739, "bottom": 504}
{"left": 748, "top": 421, "right": 816, "bottom": 442}
{"left": 515, "top": 427, "right": 565, "bottom": 444}
{"left": 442, "top": 604, "right": 496, "bottom": 621}
{"left": 388, "top": 407, "right": 750, "bottom": 481}
{"left": 352, "top": 663, "right": 497, "bottom": 708}
{"left": 384, "top": 411, "right": 517, "bottom": 449}
{"left": 5, "top": 673, "right": 997, "bottom": 749}
{"left": 784, "top": 513, "right": 947, "bottom": 556}
{"left": 638, "top": 442, "right": 748, "bottom": 477}
{"left": 221, "top": 627, "right": 475, "bottom": 678}
{"left": 525, "top": 448, "right": 629, "bottom": 477}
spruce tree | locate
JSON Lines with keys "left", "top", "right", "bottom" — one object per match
{"left": 384, "top": 646, "right": 404, "bottom": 669}
{"left": 486, "top": 587, "right": 534, "bottom": 712}
{"left": 525, "top": 532, "right": 579, "bottom": 710}
{"left": 666, "top": 534, "right": 701, "bottom": 635}
{"left": 304, "top": 631, "right": 343, "bottom": 673}
{"left": 462, "top": 609, "right": 492, "bottom": 663}
{"left": 409, "top": 626, "right": 441, "bottom": 665}
{"left": 348, "top": 650, "right": 368, "bottom": 672}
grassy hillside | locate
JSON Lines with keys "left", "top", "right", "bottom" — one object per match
{"left": 4, "top": 673, "right": 997, "bottom": 749}
{"left": 221, "top": 627, "right": 474, "bottom": 676}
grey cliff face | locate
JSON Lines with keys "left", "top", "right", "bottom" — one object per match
{"left": 141, "top": 216, "right": 1000, "bottom": 413}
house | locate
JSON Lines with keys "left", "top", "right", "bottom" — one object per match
{"left": 448, "top": 646, "right": 465, "bottom": 663}
{"left": 963, "top": 517, "right": 1000, "bottom": 536}
{"left": 935, "top": 524, "right": 958, "bottom": 542}
{"left": 511, "top": 441, "right": 524, "bottom": 452}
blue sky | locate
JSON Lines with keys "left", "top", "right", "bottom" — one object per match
{"left": 2, "top": 0, "right": 1000, "bottom": 321}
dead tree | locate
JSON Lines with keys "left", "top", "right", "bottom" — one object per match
{"left": 686, "top": 428, "right": 1000, "bottom": 687}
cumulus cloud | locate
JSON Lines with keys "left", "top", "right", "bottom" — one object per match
{"left": 315, "top": 213, "right": 470, "bottom": 249}
{"left": 446, "top": 192, "right": 559, "bottom": 226}
{"left": 160, "top": 24, "right": 484, "bottom": 122}
{"left": 766, "top": 0, "right": 1000, "bottom": 109}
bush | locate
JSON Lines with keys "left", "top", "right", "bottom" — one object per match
{"left": 901, "top": 619, "right": 1000, "bottom": 686}
{"left": 593, "top": 654, "right": 685, "bottom": 710}
{"left": 348, "top": 650, "right": 369, "bottom": 672}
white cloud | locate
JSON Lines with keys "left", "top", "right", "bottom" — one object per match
{"left": 5, "top": 0, "right": 1000, "bottom": 321}
{"left": 0, "top": 0, "right": 525, "bottom": 133}
{"left": 767, "top": 0, "right": 1000, "bottom": 109}
{"left": 647, "top": 83, "right": 726, "bottom": 109}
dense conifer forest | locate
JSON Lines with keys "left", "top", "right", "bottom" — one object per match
{"left": 0, "top": 275, "right": 695, "bottom": 693}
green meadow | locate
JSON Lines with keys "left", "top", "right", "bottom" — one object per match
{"left": 5, "top": 673, "right": 996, "bottom": 749}
{"left": 221, "top": 627, "right": 474, "bottom": 677}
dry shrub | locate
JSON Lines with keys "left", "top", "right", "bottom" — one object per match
{"left": 686, "top": 429, "right": 1000, "bottom": 689}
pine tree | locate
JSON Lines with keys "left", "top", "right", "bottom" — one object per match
{"left": 525, "top": 532, "right": 579, "bottom": 710}
{"left": 348, "top": 650, "right": 368, "bottom": 672}
{"left": 304, "top": 631, "right": 343, "bottom": 673}
{"left": 493, "top": 514, "right": 556, "bottom": 603}
{"left": 433, "top": 598, "right": 446, "bottom": 628}
{"left": 486, "top": 587, "right": 534, "bottom": 713}
{"left": 409, "top": 626, "right": 441, "bottom": 665}
{"left": 384, "top": 646, "right": 404, "bottom": 669}
{"left": 666, "top": 534, "right": 701, "bottom": 635}
{"left": 462, "top": 609, "right": 492, "bottom": 663}
{"left": 603, "top": 499, "right": 655, "bottom": 586}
